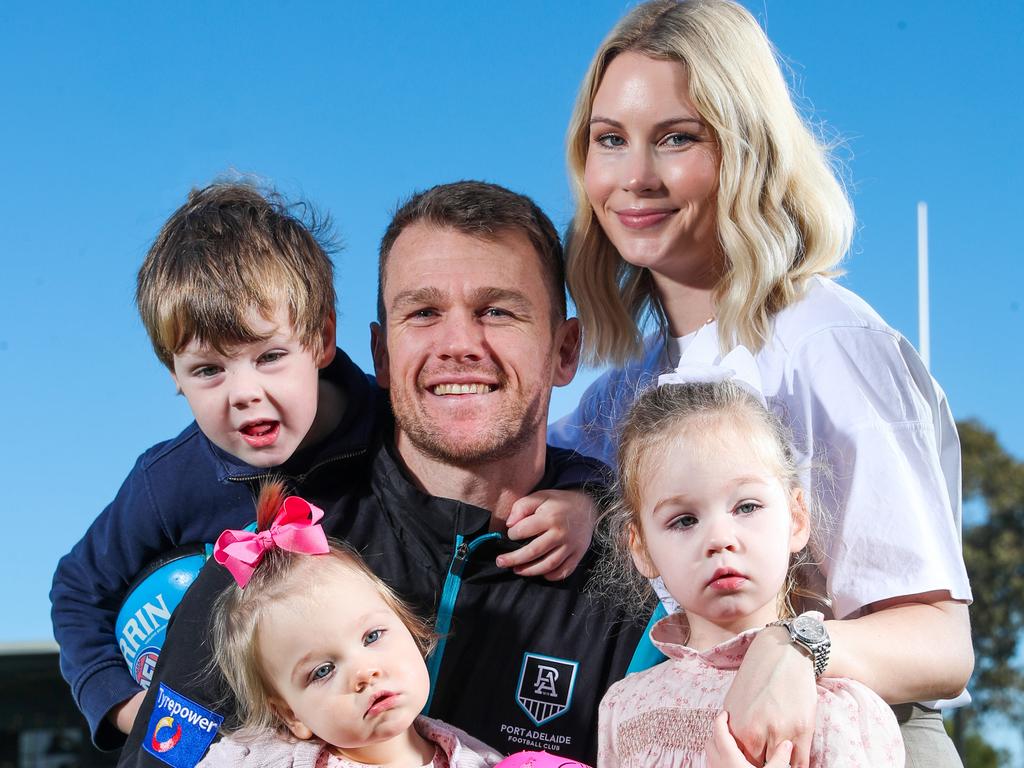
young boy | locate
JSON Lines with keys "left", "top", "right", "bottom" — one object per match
{"left": 49, "top": 181, "right": 372, "bottom": 750}
{"left": 51, "top": 181, "right": 599, "bottom": 751}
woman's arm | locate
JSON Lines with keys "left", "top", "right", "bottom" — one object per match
{"left": 827, "top": 593, "right": 972, "bottom": 702}
{"left": 723, "top": 593, "right": 972, "bottom": 768}
{"left": 547, "top": 334, "right": 665, "bottom": 468}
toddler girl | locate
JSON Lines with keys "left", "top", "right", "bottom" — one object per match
{"left": 597, "top": 375, "right": 904, "bottom": 767}
{"left": 199, "top": 481, "right": 503, "bottom": 768}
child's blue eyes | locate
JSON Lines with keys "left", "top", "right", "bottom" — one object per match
{"left": 188, "top": 350, "right": 285, "bottom": 378}
{"left": 305, "top": 628, "right": 387, "bottom": 685}
{"left": 667, "top": 503, "right": 762, "bottom": 530}
{"left": 311, "top": 662, "right": 334, "bottom": 682}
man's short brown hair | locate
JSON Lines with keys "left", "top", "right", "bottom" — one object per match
{"left": 377, "top": 181, "right": 567, "bottom": 324}
{"left": 137, "top": 181, "right": 337, "bottom": 369}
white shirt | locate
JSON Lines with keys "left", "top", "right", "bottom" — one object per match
{"left": 549, "top": 276, "right": 972, "bottom": 620}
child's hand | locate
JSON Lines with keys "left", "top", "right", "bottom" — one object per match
{"left": 707, "top": 712, "right": 793, "bottom": 768}
{"left": 496, "top": 489, "right": 596, "bottom": 581}
{"left": 108, "top": 690, "right": 146, "bottom": 735}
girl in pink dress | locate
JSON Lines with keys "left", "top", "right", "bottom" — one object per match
{"left": 198, "top": 482, "right": 502, "bottom": 768}
{"left": 597, "top": 377, "right": 904, "bottom": 768}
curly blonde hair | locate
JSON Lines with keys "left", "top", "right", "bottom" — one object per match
{"left": 597, "top": 381, "right": 824, "bottom": 621}
{"left": 566, "top": 0, "right": 853, "bottom": 364}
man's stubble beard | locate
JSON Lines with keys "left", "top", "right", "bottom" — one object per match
{"left": 391, "top": 387, "right": 549, "bottom": 469}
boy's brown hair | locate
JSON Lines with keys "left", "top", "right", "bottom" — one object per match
{"left": 137, "top": 181, "right": 337, "bottom": 369}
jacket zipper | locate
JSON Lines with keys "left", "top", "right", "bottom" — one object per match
{"left": 423, "top": 531, "right": 502, "bottom": 713}
{"left": 226, "top": 447, "right": 367, "bottom": 485}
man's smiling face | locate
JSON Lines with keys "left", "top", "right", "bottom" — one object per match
{"left": 372, "top": 223, "right": 578, "bottom": 467}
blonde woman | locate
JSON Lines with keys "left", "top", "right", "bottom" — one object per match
{"left": 548, "top": 1, "right": 972, "bottom": 766}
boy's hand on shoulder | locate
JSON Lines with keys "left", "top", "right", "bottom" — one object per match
{"left": 108, "top": 689, "right": 146, "bottom": 735}
{"left": 707, "top": 712, "right": 793, "bottom": 768}
{"left": 497, "top": 489, "right": 597, "bottom": 581}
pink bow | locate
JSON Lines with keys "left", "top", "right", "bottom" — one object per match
{"left": 213, "top": 496, "right": 330, "bottom": 588}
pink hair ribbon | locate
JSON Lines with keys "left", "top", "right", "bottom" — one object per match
{"left": 213, "top": 496, "right": 330, "bottom": 588}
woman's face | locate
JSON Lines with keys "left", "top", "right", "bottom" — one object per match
{"left": 584, "top": 52, "right": 721, "bottom": 284}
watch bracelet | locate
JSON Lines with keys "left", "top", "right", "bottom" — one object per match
{"left": 768, "top": 618, "right": 830, "bottom": 678}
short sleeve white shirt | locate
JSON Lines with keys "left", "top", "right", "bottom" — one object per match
{"left": 549, "top": 276, "right": 972, "bottom": 618}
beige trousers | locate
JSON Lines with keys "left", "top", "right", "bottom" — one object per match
{"left": 892, "top": 704, "right": 963, "bottom": 768}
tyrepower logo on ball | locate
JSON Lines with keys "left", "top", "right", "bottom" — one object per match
{"left": 142, "top": 684, "right": 223, "bottom": 767}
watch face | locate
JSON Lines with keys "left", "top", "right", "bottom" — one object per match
{"left": 793, "top": 615, "right": 826, "bottom": 643}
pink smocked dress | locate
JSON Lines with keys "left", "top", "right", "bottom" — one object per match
{"left": 598, "top": 614, "right": 904, "bottom": 767}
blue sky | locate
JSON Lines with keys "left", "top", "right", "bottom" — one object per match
{"left": 1, "top": 0, "right": 1020, "bottom": 696}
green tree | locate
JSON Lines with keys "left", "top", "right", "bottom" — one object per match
{"left": 962, "top": 731, "right": 1009, "bottom": 768}
{"left": 954, "top": 420, "right": 1024, "bottom": 765}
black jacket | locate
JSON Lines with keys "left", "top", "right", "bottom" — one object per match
{"left": 116, "top": 411, "right": 661, "bottom": 767}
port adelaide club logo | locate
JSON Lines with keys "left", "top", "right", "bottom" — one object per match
{"left": 516, "top": 652, "right": 578, "bottom": 726}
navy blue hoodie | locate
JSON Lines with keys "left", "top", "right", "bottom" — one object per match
{"left": 50, "top": 350, "right": 377, "bottom": 748}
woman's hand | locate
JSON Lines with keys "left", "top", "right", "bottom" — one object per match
{"left": 707, "top": 712, "right": 794, "bottom": 768}
{"left": 722, "top": 626, "right": 817, "bottom": 768}
{"left": 496, "top": 489, "right": 596, "bottom": 580}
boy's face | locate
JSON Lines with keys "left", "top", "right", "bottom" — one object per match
{"left": 170, "top": 306, "right": 334, "bottom": 468}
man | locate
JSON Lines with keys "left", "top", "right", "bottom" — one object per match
{"left": 115, "top": 181, "right": 660, "bottom": 768}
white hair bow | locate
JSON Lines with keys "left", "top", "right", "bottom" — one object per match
{"left": 657, "top": 335, "right": 767, "bottom": 409}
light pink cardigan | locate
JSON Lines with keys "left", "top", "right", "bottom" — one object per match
{"left": 199, "top": 715, "right": 503, "bottom": 768}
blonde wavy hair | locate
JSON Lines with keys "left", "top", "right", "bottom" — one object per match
{"left": 566, "top": 0, "right": 853, "bottom": 365}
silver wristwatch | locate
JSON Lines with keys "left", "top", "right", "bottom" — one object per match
{"left": 769, "top": 614, "right": 831, "bottom": 677}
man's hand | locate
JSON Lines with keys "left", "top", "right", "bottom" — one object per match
{"left": 707, "top": 712, "right": 794, "bottom": 768}
{"left": 496, "top": 489, "right": 596, "bottom": 580}
{"left": 722, "top": 626, "right": 817, "bottom": 768}
{"left": 108, "top": 690, "right": 146, "bottom": 735}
